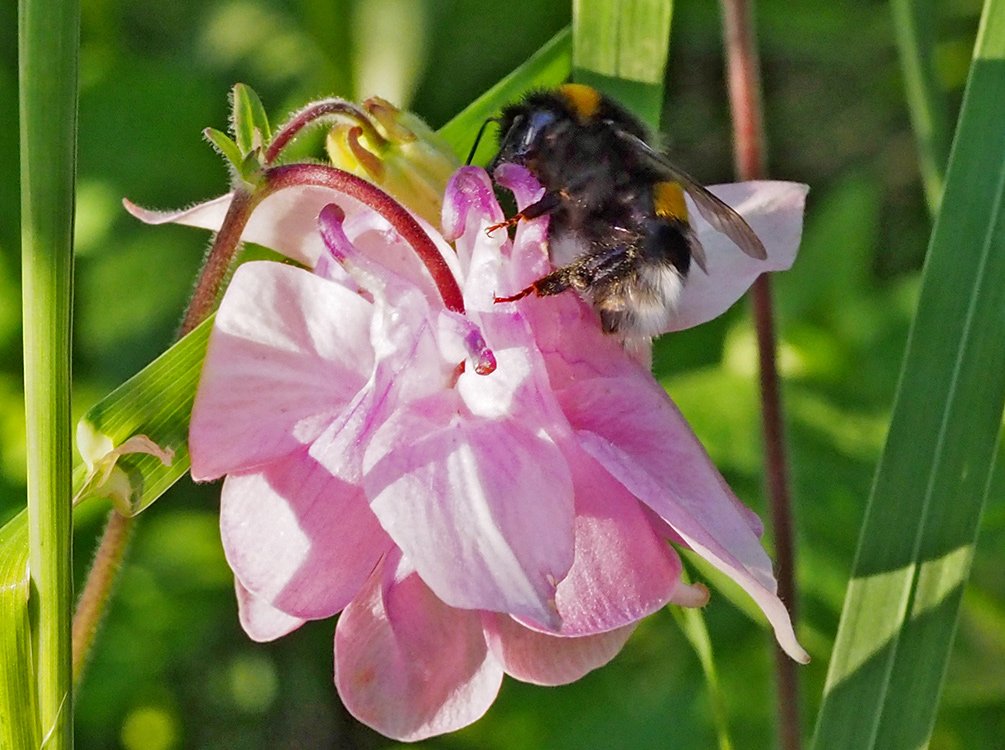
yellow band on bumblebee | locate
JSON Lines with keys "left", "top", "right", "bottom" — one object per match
{"left": 558, "top": 83, "right": 602, "bottom": 122}
{"left": 653, "top": 181, "right": 689, "bottom": 222}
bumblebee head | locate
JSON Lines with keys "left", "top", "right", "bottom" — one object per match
{"left": 489, "top": 85, "right": 648, "bottom": 173}
{"left": 491, "top": 102, "right": 565, "bottom": 172}
{"left": 491, "top": 84, "right": 608, "bottom": 172}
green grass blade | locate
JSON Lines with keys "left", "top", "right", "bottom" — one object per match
{"left": 437, "top": 27, "right": 572, "bottom": 165}
{"left": 890, "top": 0, "right": 952, "bottom": 212}
{"left": 572, "top": 0, "right": 673, "bottom": 129}
{"left": 75, "top": 316, "right": 212, "bottom": 515}
{"left": 671, "top": 569, "right": 734, "bottom": 750}
{"left": 19, "top": 0, "right": 79, "bottom": 743}
{"left": 812, "top": 2, "right": 1005, "bottom": 747}
{"left": 0, "top": 511, "right": 40, "bottom": 749}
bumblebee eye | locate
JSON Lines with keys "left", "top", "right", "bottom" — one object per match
{"left": 524, "top": 110, "right": 557, "bottom": 145}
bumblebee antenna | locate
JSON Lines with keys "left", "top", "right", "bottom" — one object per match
{"left": 465, "top": 116, "right": 500, "bottom": 165}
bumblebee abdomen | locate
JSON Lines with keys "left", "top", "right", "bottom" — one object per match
{"left": 642, "top": 215, "right": 691, "bottom": 278}
{"left": 594, "top": 220, "right": 689, "bottom": 336}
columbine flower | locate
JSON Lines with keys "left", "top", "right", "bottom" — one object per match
{"left": 130, "top": 160, "right": 807, "bottom": 741}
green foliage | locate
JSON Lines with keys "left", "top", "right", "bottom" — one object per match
{"left": 19, "top": 0, "right": 79, "bottom": 742}
{"left": 230, "top": 82, "right": 272, "bottom": 157}
{"left": 812, "top": 1, "right": 1005, "bottom": 746}
{"left": 0, "top": 510, "right": 39, "bottom": 749}
{"left": 202, "top": 127, "right": 244, "bottom": 176}
{"left": 573, "top": 0, "right": 674, "bottom": 128}
{"left": 75, "top": 317, "right": 212, "bottom": 515}
{"left": 438, "top": 27, "right": 572, "bottom": 165}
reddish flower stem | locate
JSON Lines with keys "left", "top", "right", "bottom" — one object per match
{"left": 263, "top": 163, "right": 466, "bottom": 313}
{"left": 179, "top": 188, "right": 257, "bottom": 336}
{"left": 720, "top": 1, "right": 801, "bottom": 749}
{"left": 71, "top": 510, "right": 133, "bottom": 684}
{"left": 264, "top": 100, "right": 386, "bottom": 166}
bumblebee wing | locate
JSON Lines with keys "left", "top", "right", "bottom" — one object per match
{"left": 686, "top": 227, "right": 709, "bottom": 274}
{"left": 615, "top": 130, "right": 768, "bottom": 260}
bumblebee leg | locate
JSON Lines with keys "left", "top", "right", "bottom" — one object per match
{"left": 485, "top": 192, "right": 561, "bottom": 235}
{"left": 493, "top": 267, "right": 573, "bottom": 303}
{"left": 493, "top": 246, "right": 629, "bottom": 305}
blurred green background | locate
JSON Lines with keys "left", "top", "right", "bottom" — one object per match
{"left": 3, "top": 0, "right": 1003, "bottom": 747}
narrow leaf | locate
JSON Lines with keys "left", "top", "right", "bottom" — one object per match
{"left": 437, "top": 27, "right": 572, "bottom": 165}
{"left": 20, "top": 0, "right": 79, "bottom": 742}
{"left": 890, "top": 0, "right": 953, "bottom": 212}
{"left": 572, "top": 0, "right": 674, "bottom": 129}
{"left": 231, "top": 82, "right": 272, "bottom": 156}
{"left": 203, "top": 127, "right": 244, "bottom": 173}
{"left": 75, "top": 316, "right": 212, "bottom": 515}
{"left": 812, "top": 2, "right": 1005, "bottom": 747}
{"left": 0, "top": 511, "right": 40, "bottom": 749}
{"left": 671, "top": 569, "right": 734, "bottom": 750}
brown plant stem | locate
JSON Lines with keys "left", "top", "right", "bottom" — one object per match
{"left": 720, "top": 1, "right": 801, "bottom": 750}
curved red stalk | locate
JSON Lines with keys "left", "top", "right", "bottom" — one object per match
{"left": 264, "top": 163, "right": 466, "bottom": 314}
{"left": 264, "top": 99, "right": 387, "bottom": 166}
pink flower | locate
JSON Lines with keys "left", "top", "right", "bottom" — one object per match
{"left": 131, "top": 164, "right": 807, "bottom": 741}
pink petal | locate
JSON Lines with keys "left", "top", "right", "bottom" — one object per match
{"left": 666, "top": 181, "right": 807, "bottom": 332}
{"left": 440, "top": 167, "right": 516, "bottom": 305}
{"left": 220, "top": 450, "right": 391, "bottom": 620}
{"left": 559, "top": 376, "right": 809, "bottom": 663}
{"left": 491, "top": 164, "right": 554, "bottom": 291}
{"left": 126, "top": 187, "right": 364, "bottom": 267}
{"left": 127, "top": 186, "right": 464, "bottom": 282}
{"left": 493, "top": 163, "right": 546, "bottom": 211}
{"left": 441, "top": 166, "right": 505, "bottom": 243}
{"left": 123, "top": 193, "right": 233, "bottom": 230}
{"left": 520, "top": 287, "right": 642, "bottom": 388}
{"left": 363, "top": 393, "right": 575, "bottom": 626}
{"left": 455, "top": 322, "right": 564, "bottom": 424}
{"left": 440, "top": 166, "right": 551, "bottom": 306}
{"left": 308, "top": 287, "right": 448, "bottom": 484}
{"left": 482, "top": 612, "right": 634, "bottom": 686}
{"left": 235, "top": 579, "right": 306, "bottom": 642}
{"left": 321, "top": 203, "right": 464, "bottom": 307}
{"left": 518, "top": 448, "right": 683, "bottom": 636}
{"left": 189, "top": 262, "right": 373, "bottom": 480}
{"left": 335, "top": 557, "right": 503, "bottom": 742}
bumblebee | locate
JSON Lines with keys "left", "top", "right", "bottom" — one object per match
{"left": 487, "top": 83, "right": 766, "bottom": 337}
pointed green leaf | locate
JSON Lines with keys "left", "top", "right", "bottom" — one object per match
{"left": 0, "top": 510, "right": 40, "bottom": 749}
{"left": 203, "top": 127, "right": 244, "bottom": 173}
{"left": 812, "top": 2, "right": 1005, "bottom": 747}
{"left": 572, "top": 0, "right": 674, "bottom": 129}
{"left": 437, "top": 27, "right": 572, "bottom": 165}
{"left": 74, "top": 316, "right": 212, "bottom": 515}
{"left": 231, "top": 83, "right": 272, "bottom": 157}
